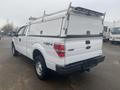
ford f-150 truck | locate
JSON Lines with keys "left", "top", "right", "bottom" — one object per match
{"left": 11, "top": 5, "right": 105, "bottom": 80}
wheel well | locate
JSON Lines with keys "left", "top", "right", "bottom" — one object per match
{"left": 33, "top": 49, "right": 44, "bottom": 61}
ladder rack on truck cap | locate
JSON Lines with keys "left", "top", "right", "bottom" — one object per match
{"left": 29, "top": 5, "right": 104, "bottom": 23}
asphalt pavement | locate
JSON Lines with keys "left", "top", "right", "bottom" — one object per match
{"left": 0, "top": 37, "right": 120, "bottom": 90}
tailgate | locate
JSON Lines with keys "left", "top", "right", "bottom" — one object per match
{"left": 64, "top": 10, "right": 104, "bottom": 65}
{"left": 65, "top": 37, "right": 103, "bottom": 65}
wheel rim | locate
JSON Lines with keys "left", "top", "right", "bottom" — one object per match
{"left": 36, "top": 61, "right": 42, "bottom": 76}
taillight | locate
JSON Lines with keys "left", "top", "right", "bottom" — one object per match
{"left": 54, "top": 43, "right": 65, "bottom": 57}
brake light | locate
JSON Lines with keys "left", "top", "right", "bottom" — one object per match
{"left": 54, "top": 43, "right": 65, "bottom": 57}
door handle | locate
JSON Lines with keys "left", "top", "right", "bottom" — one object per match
{"left": 86, "top": 46, "right": 91, "bottom": 49}
{"left": 19, "top": 38, "right": 21, "bottom": 42}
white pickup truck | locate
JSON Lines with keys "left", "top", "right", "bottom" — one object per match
{"left": 12, "top": 6, "right": 105, "bottom": 80}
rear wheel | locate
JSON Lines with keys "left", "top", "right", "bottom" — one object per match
{"left": 12, "top": 44, "right": 18, "bottom": 56}
{"left": 34, "top": 55, "right": 48, "bottom": 80}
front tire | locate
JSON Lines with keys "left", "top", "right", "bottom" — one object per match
{"left": 12, "top": 44, "right": 18, "bottom": 56}
{"left": 35, "top": 56, "right": 48, "bottom": 80}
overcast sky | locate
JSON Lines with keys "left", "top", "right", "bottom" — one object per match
{"left": 0, "top": 0, "right": 120, "bottom": 27}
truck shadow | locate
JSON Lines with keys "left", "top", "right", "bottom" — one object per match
{"left": 12, "top": 54, "right": 98, "bottom": 90}
{"left": 17, "top": 54, "right": 90, "bottom": 80}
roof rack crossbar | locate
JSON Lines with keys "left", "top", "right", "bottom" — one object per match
{"left": 29, "top": 9, "right": 67, "bottom": 21}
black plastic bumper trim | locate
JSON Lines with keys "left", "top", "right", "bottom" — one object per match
{"left": 56, "top": 55, "right": 105, "bottom": 74}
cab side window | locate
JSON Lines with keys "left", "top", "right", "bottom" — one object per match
{"left": 18, "top": 26, "right": 27, "bottom": 36}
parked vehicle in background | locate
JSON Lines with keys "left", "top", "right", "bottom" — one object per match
{"left": 103, "top": 26, "right": 110, "bottom": 41}
{"left": 0, "top": 35, "right": 1, "bottom": 40}
{"left": 8, "top": 31, "right": 17, "bottom": 37}
{"left": 109, "top": 27, "right": 120, "bottom": 44}
{"left": 11, "top": 5, "right": 105, "bottom": 80}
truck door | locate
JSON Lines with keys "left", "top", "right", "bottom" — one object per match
{"left": 16, "top": 26, "right": 27, "bottom": 56}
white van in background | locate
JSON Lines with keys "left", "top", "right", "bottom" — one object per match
{"left": 11, "top": 5, "right": 105, "bottom": 80}
{"left": 109, "top": 27, "right": 120, "bottom": 44}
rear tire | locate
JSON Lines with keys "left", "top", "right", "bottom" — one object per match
{"left": 12, "top": 44, "right": 18, "bottom": 56}
{"left": 34, "top": 55, "right": 48, "bottom": 80}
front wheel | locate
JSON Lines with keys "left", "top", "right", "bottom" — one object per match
{"left": 12, "top": 44, "right": 18, "bottom": 56}
{"left": 35, "top": 56, "right": 49, "bottom": 80}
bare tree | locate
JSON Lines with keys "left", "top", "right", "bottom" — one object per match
{"left": 1, "top": 24, "right": 14, "bottom": 35}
